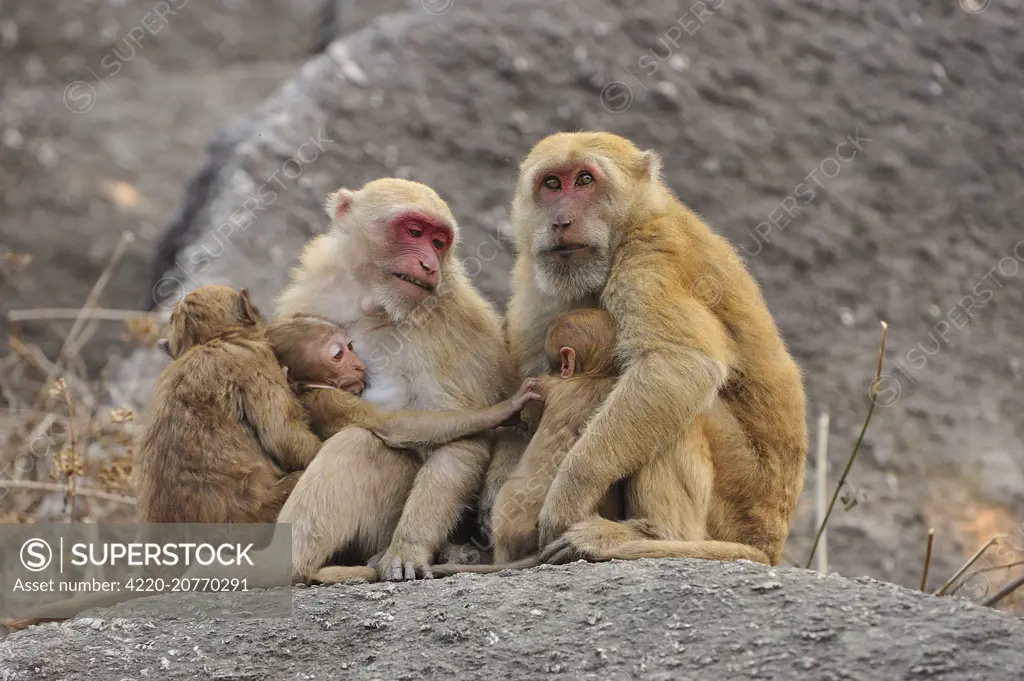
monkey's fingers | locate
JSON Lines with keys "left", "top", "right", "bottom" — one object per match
{"left": 512, "top": 377, "right": 544, "bottom": 401}
{"left": 518, "top": 391, "right": 545, "bottom": 405}
{"left": 380, "top": 557, "right": 435, "bottom": 581}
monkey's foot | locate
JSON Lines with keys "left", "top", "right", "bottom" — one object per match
{"left": 376, "top": 544, "right": 435, "bottom": 581}
{"left": 539, "top": 517, "right": 660, "bottom": 565}
{"left": 538, "top": 535, "right": 591, "bottom": 565}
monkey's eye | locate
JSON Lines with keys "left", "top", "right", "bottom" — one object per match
{"left": 408, "top": 227, "right": 423, "bottom": 238}
{"left": 576, "top": 171, "right": 594, "bottom": 187}
{"left": 432, "top": 238, "right": 445, "bottom": 250}
{"left": 542, "top": 176, "right": 561, "bottom": 191}
{"left": 347, "top": 341, "right": 354, "bottom": 352}
{"left": 330, "top": 344, "right": 345, "bottom": 361}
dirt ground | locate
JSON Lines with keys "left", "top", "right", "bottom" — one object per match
{"left": 3, "top": 559, "right": 1023, "bottom": 680}
{"left": 1, "top": 0, "right": 1023, "bottom": 606}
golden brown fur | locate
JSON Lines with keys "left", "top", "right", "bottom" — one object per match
{"left": 274, "top": 179, "right": 520, "bottom": 583}
{"left": 492, "top": 308, "right": 622, "bottom": 562}
{"left": 135, "top": 285, "right": 322, "bottom": 525}
{"left": 503, "top": 132, "right": 807, "bottom": 567}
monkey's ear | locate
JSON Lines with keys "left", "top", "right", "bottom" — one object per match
{"left": 639, "top": 149, "right": 663, "bottom": 183}
{"left": 157, "top": 338, "right": 172, "bottom": 357}
{"left": 324, "top": 188, "right": 356, "bottom": 225}
{"left": 238, "top": 288, "right": 262, "bottom": 324}
{"left": 559, "top": 347, "right": 577, "bottom": 378}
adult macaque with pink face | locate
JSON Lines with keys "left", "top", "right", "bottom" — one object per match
{"left": 384, "top": 209, "right": 453, "bottom": 301}
{"left": 274, "top": 178, "right": 519, "bottom": 583}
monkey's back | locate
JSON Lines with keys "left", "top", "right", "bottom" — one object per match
{"left": 135, "top": 339, "right": 287, "bottom": 523}
{"left": 527, "top": 374, "right": 617, "bottom": 460}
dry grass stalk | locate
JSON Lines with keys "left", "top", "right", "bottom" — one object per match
{"left": 0, "top": 480, "right": 134, "bottom": 506}
{"left": 806, "top": 321, "right": 888, "bottom": 569}
{"left": 34, "top": 231, "right": 135, "bottom": 407}
{"left": 8, "top": 308, "right": 158, "bottom": 322}
{"left": 982, "top": 573, "right": 1024, "bottom": 608}
{"left": 921, "top": 528, "right": 935, "bottom": 591}
{"left": 932, "top": 535, "right": 1006, "bottom": 597}
{"left": 48, "top": 378, "right": 83, "bottom": 520}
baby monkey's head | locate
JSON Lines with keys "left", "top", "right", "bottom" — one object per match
{"left": 544, "top": 307, "right": 617, "bottom": 378}
{"left": 266, "top": 314, "right": 367, "bottom": 394}
{"left": 161, "top": 285, "right": 264, "bottom": 359}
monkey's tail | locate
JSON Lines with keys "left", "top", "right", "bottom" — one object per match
{"left": 2, "top": 617, "right": 58, "bottom": 631}
{"left": 309, "top": 565, "right": 381, "bottom": 584}
{"left": 429, "top": 555, "right": 540, "bottom": 577}
{"left": 311, "top": 556, "right": 541, "bottom": 583}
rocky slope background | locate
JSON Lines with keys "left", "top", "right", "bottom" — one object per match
{"left": 1, "top": 0, "right": 1023, "bottom": 628}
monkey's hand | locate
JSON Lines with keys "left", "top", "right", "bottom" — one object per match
{"left": 375, "top": 542, "right": 435, "bottom": 581}
{"left": 498, "top": 378, "right": 544, "bottom": 428}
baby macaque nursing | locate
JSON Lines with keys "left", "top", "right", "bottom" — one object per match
{"left": 491, "top": 307, "right": 623, "bottom": 562}
{"left": 266, "top": 313, "right": 541, "bottom": 452}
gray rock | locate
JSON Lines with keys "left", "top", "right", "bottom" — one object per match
{"left": 2, "top": 560, "right": 1021, "bottom": 680}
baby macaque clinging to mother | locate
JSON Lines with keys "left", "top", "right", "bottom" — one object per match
{"left": 266, "top": 313, "right": 541, "bottom": 451}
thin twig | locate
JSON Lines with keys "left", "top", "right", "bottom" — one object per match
{"left": 61, "top": 384, "right": 80, "bottom": 521}
{"left": 11, "top": 336, "right": 95, "bottom": 409}
{"left": 32, "top": 232, "right": 135, "bottom": 408}
{"left": 0, "top": 265, "right": 71, "bottom": 341}
{"left": 8, "top": 308, "right": 157, "bottom": 322}
{"left": 982, "top": 573, "right": 1024, "bottom": 608}
{"left": 806, "top": 321, "right": 888, "bottom": 569}
{"left": 932, "top": 535, "right": 1005, "bottom": 596}
{"left": 0, "top": 479, "right": 135, "bottom": 506}
{"left": 921, "top": 528, "right": 935, "bottom": 591}
{"left": 56, "top": 231, "right": 136, "bottom": 368}
{"left": 965, "top": 559, "right": 1024, "bottom": 576}
{"left": 815, "top": 412, "right": 830, "bottom": 575}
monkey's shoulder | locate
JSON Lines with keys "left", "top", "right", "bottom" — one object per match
{"left": 155, "top": 338, "right": 283, "bottom": 405}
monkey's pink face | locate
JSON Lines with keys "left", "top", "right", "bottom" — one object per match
{"left": 534, "top": 164, "right": 605, "bottom": 259}
{"left": 324, "top": 331, "right": 367, "bottom": 394}
{"left": 382, "top": 211, "right": 453, "bottom": 302}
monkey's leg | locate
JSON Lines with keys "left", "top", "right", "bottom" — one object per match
{"left": 492, "top": 478, "right": 547, "bottom": 562}
{"left": 540, "top": 425, "right": 752, "bottom": 565}
{"left": 478, "top": 427, "right": 530, "bottom": 532}
{"left": 624, "top": 424, "right": 714, "bottom": 542}
{"left": 278, "top": 427, "right": 418, "bottom": 583}
{"left": 376, "top": 435, "right": 491, "bottom": 581}
{"left": 538, "top": 517, "right": 771, "bottom": 565}
{"left": 540, "top": 430, "right": 773, "bottom": 566}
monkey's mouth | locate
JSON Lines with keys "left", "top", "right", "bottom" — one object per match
{"left": 392, "top": 272, "right": 435, "bottom": 292}
{"left": 550, "top": 243, "right": 590, "bottom": 257}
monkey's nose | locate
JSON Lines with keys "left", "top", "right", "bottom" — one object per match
{"left": 552, "top": 218, "right": 572, "bottom": 230}
{"left": 419, "top": 260, "right": 437, "bottom": 274}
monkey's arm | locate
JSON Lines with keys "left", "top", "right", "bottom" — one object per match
{"left": 537, "top": 297, "right": 732, "bottom": 545}
{"left": 242, "top": 375, "right": 323, "bottom": 472}
{"left": 302, "top": 379, "right": 542, "bottom": 452}
{"left": 364, "top": 378, "right": 542, "bottom": 451}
